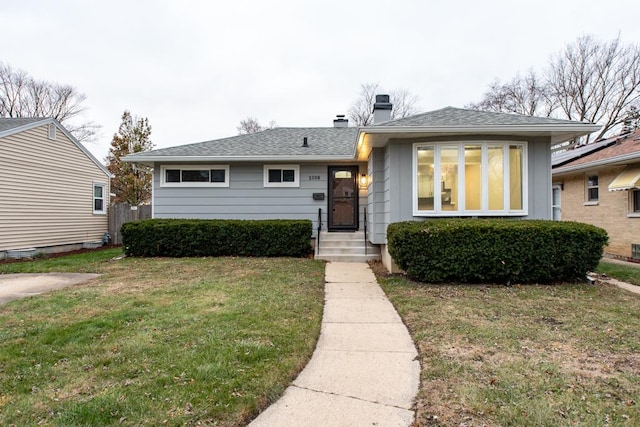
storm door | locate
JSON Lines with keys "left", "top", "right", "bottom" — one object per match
{"left": 328, "top": 166, "right": 359, "bottom": 231}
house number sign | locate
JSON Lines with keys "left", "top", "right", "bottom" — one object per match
{"left": 308, "top": 175, "right": 321, "bottom": 181}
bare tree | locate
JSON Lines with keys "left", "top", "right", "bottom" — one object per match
{"left": 0, "top": 62, "right": 98, "bottom": 142}
{"left": 348, "top": 83, "right": 420, "bottom": 125}
{"left": 469, "top": 35, "right": 640, "bottom": 142}
{"left": 467, "top": 70, "right": 554, "bottom": 117}
{"left": 237, "top": 117, "right": 277, "bottom": 134}
{"left": 548, "top": 35, "right": 640, "bottom": 141}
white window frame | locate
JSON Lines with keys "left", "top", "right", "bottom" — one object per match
{"left": 93, "top": 182, "right": 107, "bottom": 215}
{"left": 412, "top": 141, "right": 528, "bottom": 216}
{"left": 585, "top": 174, "right": 599, "bottom": 204}
{"left": 160, "top": 165, "right": 229, "bottom": 187}
{"left": 263, "top": 164, "right": 300, "bottom": 188}
{"left": 629, "top": 189, "right": 640, "bottom": 217}
{"left": 552, "top": 184, "right": 562, "bottom": 220}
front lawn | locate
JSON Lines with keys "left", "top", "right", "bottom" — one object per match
{"left": 596, "top": 260, "right": 640, "bottom": 287}
{"left": 0, "top": 250, "right": 326, "bottom": 426}
{"left": 374, "top": 264, "right": 640, "bottom": 426}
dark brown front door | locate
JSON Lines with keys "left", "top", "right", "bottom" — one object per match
{"left": 328, "top": 166, "right": 358, "bottom": 231}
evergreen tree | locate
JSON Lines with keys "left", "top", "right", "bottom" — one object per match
{"left": 106, "top": 111, "right": 154, "bottom": 205}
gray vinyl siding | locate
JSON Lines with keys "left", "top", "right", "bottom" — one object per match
{"left": 0, "top": 125, "right": 110, "bottom": 251}
{"left": 527, "top": 137, "right": 552, "bottom": 219}
{"left": 367, "top": 148, "right": 386, "bottom": 244}
{"left": 153, "top": 162, "right": 367, "bottom": 236}
{"left": 375, "top": 136, "right": 554, "bottom": 244}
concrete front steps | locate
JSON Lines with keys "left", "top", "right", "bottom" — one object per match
{"left": 315, "top": 231, "right": 381, "bottom": 262}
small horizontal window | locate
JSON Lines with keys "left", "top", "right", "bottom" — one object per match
{"left": 160, "top": 165, "right": 229, "bottom": 187}
{"left": 264, "top": 165, "right": 299, "bottom": 187}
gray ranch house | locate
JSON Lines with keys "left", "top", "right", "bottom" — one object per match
{"left": 124, "top": 96, "right": 599, "bottom": 271}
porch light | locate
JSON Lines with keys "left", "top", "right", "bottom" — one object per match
{"left": 359, "top": 173, "right": 369, "bottom": 187}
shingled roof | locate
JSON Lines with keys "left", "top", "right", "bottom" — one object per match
{"left": 127, "top": 127, "right": 359, "bottom": 160}
{"left": 553, "top": 129, "right": 640, "bottom": 173}
{"left": 125, "top": 107, "right": 600, "bottom": 163}
{"left": 0, "top": 117, "right": 48, "bottom": 134}
{"left": 377, "top": 107, "right": 587, "bottom": 127}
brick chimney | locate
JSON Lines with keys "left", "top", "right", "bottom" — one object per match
{"left": 333, "top": 114, "right": 348, "bottom": 127}
{"left": 372, "top": 94, "right": 392, "bottom": 124}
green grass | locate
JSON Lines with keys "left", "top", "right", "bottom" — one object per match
{"left": 0, "top": 251, "right": 326, "bottom": 426}
{"left": 596, "top": 260, "right": 640, "bottom": 286}
{"left": 373, "top": 263, "right": 640, "bottom": 426}
{"left": 0, "top": 247, "right": 123, "bottom": 273}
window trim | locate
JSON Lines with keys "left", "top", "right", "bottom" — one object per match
{"left": 263, "top": 165, "right": 300, "bottom": 188}
{"left": 93, "top": 182, "right": 107, "bottom": 215}
{"left": 160, "top": 165, "right": 229, "bottom": 187}
{"left": 585, "top": 174, "right": 599, "bottom": 203}
{"left": 628, "top": 189, "right": 640, "bottom": 217}
{"left": 552, "top": 184, "right": 562, "bottom": 220}
{"left": 412, "top": 141, "right": 528, "bottom": 216}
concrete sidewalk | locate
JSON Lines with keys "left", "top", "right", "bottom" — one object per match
{"left": 250, "top": 262, "right": 420, "bottom": 426}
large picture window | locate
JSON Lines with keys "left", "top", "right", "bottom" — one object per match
{"left": 160, "top": 165, "right": 229, "bottom": 187}
{"left": 414, "top": 141, "right": 527, "bottom": 216}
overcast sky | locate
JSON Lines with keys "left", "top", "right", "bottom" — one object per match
{"left": 3, "top": 0, "right": 639, "bottom": 162}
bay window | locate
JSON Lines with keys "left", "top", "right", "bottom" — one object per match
{"left": 414, "top": 141, "right": 526, "bottom": 216}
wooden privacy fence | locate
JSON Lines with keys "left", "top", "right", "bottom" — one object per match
{"left": 108, "top": 203, "right": 152, "bottom": 245}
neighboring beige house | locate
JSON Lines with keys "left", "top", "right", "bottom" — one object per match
{"left": 552, "top": 129, "right": 640, "bottom": 260}
{"left": 0, "top": 118, "right": 112, "bottom": 258}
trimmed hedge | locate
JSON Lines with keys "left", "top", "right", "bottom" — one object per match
{"left": 121, "top": 219, "right": 312, "bottom": 258}
{"left": 387, "top": 219, "right": 608, "bottom": 284}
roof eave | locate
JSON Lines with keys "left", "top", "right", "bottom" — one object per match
{"left": 122, "top": 154, "right": 357, "bottom": 163}
{"left": 553, "top": 152, "right": 640, "bottom": 175}
{"left": 360, "top": 124, "right": 601, "bottom": 145}
{"left": 0, "top": 118, "right": 51, "bottom": 139}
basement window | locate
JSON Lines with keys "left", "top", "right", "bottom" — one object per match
{"left": 161, "top": 165, "right": 229, "bottom": 187}
{"left": 632, "top": 244, "right": 640, "bottom": 260}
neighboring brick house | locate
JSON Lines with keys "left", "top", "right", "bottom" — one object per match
{"left": 552, "top": 129, "right": 640, "bottom": 260}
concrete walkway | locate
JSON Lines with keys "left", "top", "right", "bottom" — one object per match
{"left": 250, "top": 262, "right": 420, "bottom": 426}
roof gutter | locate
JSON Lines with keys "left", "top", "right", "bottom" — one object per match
{"left": 0, "top": 118, "right": 51, "bottom": 139}
{"left": 359, "top": 123, "right": 601, "bottom": 134}
{"left": 122, "top": 154, "right": 357, "bottom": 163}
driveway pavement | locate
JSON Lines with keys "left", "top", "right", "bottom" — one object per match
{"left": 0, "top": 273, "right": 100, "bottom": 305}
